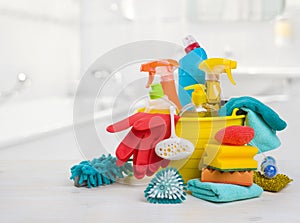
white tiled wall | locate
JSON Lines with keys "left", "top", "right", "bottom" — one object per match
{"left": 0, "top": 0, "right": 80, "bottom": 100}
{"left": 1, "top": 0, "right": 299, "bottom": 100}
{"left": 80, "top": 0, "right": 300, "bottom": 72}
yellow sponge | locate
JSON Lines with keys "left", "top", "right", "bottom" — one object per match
{"left": 201, "top": 144, "right": 258, "bottom": 171}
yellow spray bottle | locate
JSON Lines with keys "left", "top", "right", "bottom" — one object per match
{"left": 199, "top": 58, "right": 237, "bottom": 111}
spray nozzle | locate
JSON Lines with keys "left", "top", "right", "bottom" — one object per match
{"left": 184, "top": 84, "right": 206, "bottom": 107}
{"left": 199, "top": 58, "right": 237, "bottom": 85}
{"left": 140, "top": 59, "right": 179, "bottom": 88}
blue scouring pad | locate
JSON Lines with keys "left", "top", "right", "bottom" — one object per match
{"left": 144, "top": 167, "right": 186, "bottom": 204}
{"left": 70, "top": 154, "right": 132, "bottom": 188}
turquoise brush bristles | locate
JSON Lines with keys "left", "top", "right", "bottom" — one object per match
{"left": 70, "top": 154, "right": 132, "bottom": 188}
{"left": 144, "top": 167, "right": 186, "bottom": 204}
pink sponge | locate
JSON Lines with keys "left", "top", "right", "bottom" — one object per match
{"left": 215, "top": 126, "right": 255, "bottom": 146}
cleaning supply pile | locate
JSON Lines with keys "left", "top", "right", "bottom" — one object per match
{"left": 70, "top": 35, "right": 292, "bottom": 204}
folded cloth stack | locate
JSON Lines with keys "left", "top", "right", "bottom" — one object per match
{"left": 188, "top": 126, "right": 263, "bottom": 203}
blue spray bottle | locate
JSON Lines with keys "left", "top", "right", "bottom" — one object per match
{"left": 178, "top": 35, "right": 208, "bottom": 107}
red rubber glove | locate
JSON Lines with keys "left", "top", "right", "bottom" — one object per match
{"left": 106, "top": 112, "right": 180, "bottom": 179}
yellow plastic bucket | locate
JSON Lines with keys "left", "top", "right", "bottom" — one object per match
{"left": 172, "top": 108, "right": 245, "bottom": 182}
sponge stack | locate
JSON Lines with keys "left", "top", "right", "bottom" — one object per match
{"left": 201, "top": 126, "right": 258, "bottom": 186}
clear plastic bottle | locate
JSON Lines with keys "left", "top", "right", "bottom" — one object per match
{"left": 199, "top": 58, "right": 237, "bottom": 111}
{"left": 140, "top": 59, "right": 182, "bottom": 110}
{"left": 179, "top": 84, "right": 217, "bottom": 117}
{"left": 145, "top": 83, "right": 174, "bottom": 114}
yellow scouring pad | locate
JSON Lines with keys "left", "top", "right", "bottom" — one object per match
{"left": 201, "top": 144, "right": 258, "bottom": 171}
{"left": 253, "top": 171, "right": 293, "bottom": 192}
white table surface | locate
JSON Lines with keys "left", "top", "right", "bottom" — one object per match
{"left": 0, "top": 158, "right": 298, "bottom": 223}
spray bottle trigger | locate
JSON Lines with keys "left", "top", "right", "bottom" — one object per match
{"left": 184, "top": 84, "right": 206, "bottom": 91}
{"left": 141, "top": 60, "right": 179, "bottom": 88}
{"left": 225, "top": 68, "right": 236, "bottom": 85}
{"left": 145, "top": 74, "right": 155, "bottom": 88}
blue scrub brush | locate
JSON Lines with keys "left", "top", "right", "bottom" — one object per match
{"left": 70, "top": 154, "right": 133, "bottom": 188}
{"left": 144, "top": 167, "right": 186, "bottom": 204}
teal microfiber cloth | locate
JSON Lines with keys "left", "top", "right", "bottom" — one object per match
{"left": 219, "top": 96, "right": 287, "bottom": 131}
{"left": 187, "top": 179, "right": 263, "bottom": 203}
{"left": 144, "top": 167, "right": 186, "bottom": 204}
{"left": 243, "top": 107, "right": 281, "bottom": 153}
{"left": 70, "top": 154, "right": 133, "bottom": 188}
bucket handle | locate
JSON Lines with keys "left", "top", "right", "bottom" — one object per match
{"left": 232, "top": 108, "right": 247, "bottom": 117}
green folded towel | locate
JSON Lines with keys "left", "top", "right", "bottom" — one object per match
{"left": 187, "top": 179, "right": 263, "bottom": 203}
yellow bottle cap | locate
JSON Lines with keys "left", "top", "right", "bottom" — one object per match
{"left": 184, "top": 84, "right": 207, "bottom": 107}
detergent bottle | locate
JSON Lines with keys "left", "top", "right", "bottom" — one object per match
{"left": 199, "top": 58, "right": 237, "bottom": 111}
{"left": 141, "top": 59, "right": 182, "bottom": 110}
{"left": 178, "top": 35, "right": 208, "bottom": 107}
{"left": 179, "top": 84, "right": 216, "bottom": 117}
{"left": 145, "top": 83, "right": 173, "bottom": 114}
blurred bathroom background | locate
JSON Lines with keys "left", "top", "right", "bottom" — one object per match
{"left": 0, "top": 0, "right": 299, "bottom": 161}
